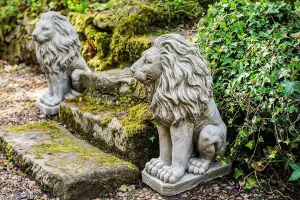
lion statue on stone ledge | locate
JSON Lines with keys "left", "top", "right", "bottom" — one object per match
{"left": 131, "top": 34, "right": 227, "bottom": 184}
{"left": 32, "top": 11, "right": 91, "bottom": 107}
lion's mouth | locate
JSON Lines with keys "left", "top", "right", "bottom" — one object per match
{"left": 134, "top": 72, "right": 153, "bottom": 85}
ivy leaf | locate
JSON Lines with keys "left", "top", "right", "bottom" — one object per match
{"left": 149, "top": 135, "right": 156, "bottom": 143}
{"left": 245, "top": 140, "right": 254, "bottom": 149}
{"left": 282, "top": 81, "right": 300, "bottom": 96}
{"left": 289, "top": 163, "right": 300, "bottom": 181}
{"left": 234, "top": 168, "right": 244, "bottom": 179}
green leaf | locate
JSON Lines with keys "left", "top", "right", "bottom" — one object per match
{"left": 220, "top": 22, "right": 227, "bottom": 30}
{"left": 282, "top": 81, "right": 300, "bottom": 96}
{"left": 289, "top": 163, "right": 300, "bottom": 181}
{"left": 234, "top": 168, "right": 244, "bottom": 179}
{"left": 258, "top": 136, "right": 264, "bottom": 143}
{"left": 244, "top": 183, "right": 251, "bottom": 189}
{"left": 245, "top": 140, "right": 254, "bottom": 149}
{"left": 149, "top": 135, "right": 156, "bottom": 143}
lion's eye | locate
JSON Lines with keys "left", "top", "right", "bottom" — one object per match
{"left": 144, "top": 58, "right": 152, "bottom": 64}
{"left": 42, "top": 27, "right": 49, "bottom": 31}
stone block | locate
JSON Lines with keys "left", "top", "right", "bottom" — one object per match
{"left": 36, "top": 100, "right": 59, "bottom": 115}
{"left": 142, "top": 161, "right": 232, "bottom": 196}
{"left": 59, "top": 102, "right": 159, "bottom": 169}
{"left": 0, "top": 122, "right": 139, "bottom": 199}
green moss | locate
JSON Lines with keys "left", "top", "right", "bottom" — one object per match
{"left": 100, "top": 116, "right": 113, "bottom": 126}
{"left": 84, "top": 25, "right": 111, "bottom": 57}
{"left": 93, "top": 13, "right": 115, "bottom": 31}
{"left": 68, "top": 12, "right": 94, "bottom": 33}
{"left": 120, "top": 103, "right": 152, "bottom": 135}
{"left": 34, "top": 137, "right": 133, "bottom": 169}
{"left": 6, "top": 122, "right": 61, "bottom": 135}
{"left": 87, "top": 55, "right": 112, "bottom": 71}
{"left": 126, "top": 36, "right": 152, "bottom": 62}
{"left": 8, "top": 121, "right": 137, "bottom": 170}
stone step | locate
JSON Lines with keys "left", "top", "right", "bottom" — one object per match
{"left": 59, "top": 68, "right": 159, "bottom": 169}
{"left": 59, "top": 101, "right": 159, "bottom": 169}
{"left": 0, "top": 122, "right": 139, "bottom": 199}
{"left": 79, "top": 67, "right": 147, "bottom": 103}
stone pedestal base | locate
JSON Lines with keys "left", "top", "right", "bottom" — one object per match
{"left": 36, "top": 100, "right": 60, "bottom": 115}
{"left": 142, "top": 161, "right": 232, "bottom": 196}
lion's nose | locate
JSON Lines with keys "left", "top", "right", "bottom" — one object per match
{"left": 31, "top": 33, "right": 37, "bottom": 40}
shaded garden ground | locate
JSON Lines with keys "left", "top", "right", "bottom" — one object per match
{"left": 0, "top": 61, "right": 298, "bottom": 200}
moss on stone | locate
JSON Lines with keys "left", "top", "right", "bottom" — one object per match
{"left": 34, "top": 137, "right": 136, "bottom": 170}
{"left": 93, "top": 12, "right": 115, "bottom": 31}
{"left": 126, "top": 36, "right": 152, "bottom": 62}
{"left": 6, "top": 122, "right": 61, "bottom": 135}
{"left": 120, "top": 103, "right": 152, "bottom": 135}
{"left": 68, "top": 12, "right": 94, "bottom": 34}
{"left": 6, "top": 121, "right": 136, "bottom": 171}
{"left": 84, "top": 25, "right": 111, "bottom": 58}
{"left": 100, "top": 116, "right": 113, "bottom": 126}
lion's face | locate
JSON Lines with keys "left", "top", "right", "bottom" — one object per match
{"left": 32, "top": 20, "right": 55, "bottom": 44}
{"left": 131, "top": 47, "right": 163, "bottom": 85}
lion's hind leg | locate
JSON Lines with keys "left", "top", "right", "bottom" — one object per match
{"left": 188, "top": 124, "right": 226, "bottom": 175}
{"left": 71, "top": 69, "right": 85, "bottom": 93}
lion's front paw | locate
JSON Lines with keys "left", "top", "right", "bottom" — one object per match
{"left": 40, "top": 93, "right": 53, "bottom": 104}
{"left": 157, "top": 166, "right": 185, "bottom": 183}
{"left": 187, "top": 158, "right": 211, "bottom": 175}
{"left": 145, "top": 158, "right": 169, "bottom": 176}
{"left": 48, "top": 96, "right": 63, "bottom": 106}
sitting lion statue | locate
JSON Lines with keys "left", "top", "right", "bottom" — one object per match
{"left": 131, "top": 34, "right": 227, "bottom": 184}
{"left": 32, "top": 11, "right": 91, "bottom": 107}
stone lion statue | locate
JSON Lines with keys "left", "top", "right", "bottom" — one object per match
{"left": 131, "top": 34, "right": 227, "bottom": 184}
{"left": 32, "top": 11, "right": 91, "bottom": 109}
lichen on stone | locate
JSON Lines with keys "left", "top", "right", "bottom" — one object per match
{"left": 120, "top": 103, "right": 152, "bottom": 135}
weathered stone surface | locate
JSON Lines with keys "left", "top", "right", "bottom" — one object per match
{"left": 0, "top": 122, "right": 139, "bottom": 200}
{"left": 142, "top": 162, "right": 232, "bottom": 196}
{"left": 80, "top": 68, "right": 137, "bottom": 96}
{"left": 33, "top": 11, "right": 91, "bottom": 114}
{"left": 59, "top": 102, "right": 159, "bottom": 169}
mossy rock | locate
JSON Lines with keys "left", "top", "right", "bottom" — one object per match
{"left": 0, "top": 122, "right": 139, "bottom": 199}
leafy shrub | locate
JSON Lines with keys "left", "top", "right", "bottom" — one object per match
{"left": 197, "top": 0, "right": 300, "bottom": 186}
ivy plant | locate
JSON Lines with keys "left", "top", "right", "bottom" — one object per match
{"left": 197, "top": 0, "right": 300, "bottom": 185}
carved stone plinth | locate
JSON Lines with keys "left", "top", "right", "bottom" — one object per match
{"left": 142, "top": 161, "right": 232, "bottom": 196}
{"left": 36, "top": 100, "right": 59, "bottom": 115}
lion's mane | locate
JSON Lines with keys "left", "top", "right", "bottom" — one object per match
{"left": 35, "top": 11, "right": 81, "bottom": 75}
{"left": 149, "top": 34, "right": 213, "bottom": 123}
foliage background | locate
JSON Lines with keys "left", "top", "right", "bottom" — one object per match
{"left": 197, "top": 0, "right": 300, "bottom": 188}
{"left": 0, "top": 0, "right": 203, "bottom": 70}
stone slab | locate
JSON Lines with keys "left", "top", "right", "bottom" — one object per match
{"left": 36, "top": 100, "right": 59, "bottom": 115}
{"left": 0, "top": 122, "right": 139, "bottom": 199}
{"left": 59, "top": 102, "right": 159, "bottom": 169}
{"left": 142, "top": 161, "right": 232, "bottom": 196}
